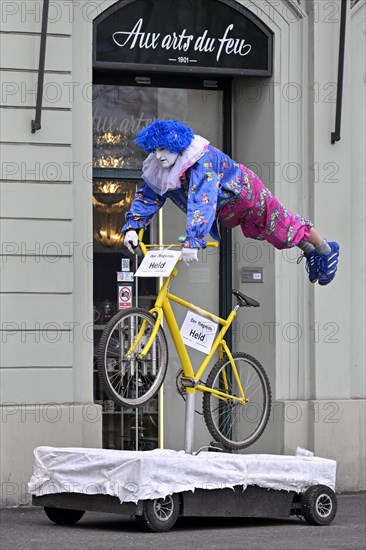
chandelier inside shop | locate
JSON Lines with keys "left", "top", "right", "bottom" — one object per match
{"left": 93, "top": 179, "right": 134, "bottom": 248}
{"left": 93, "top": 130, "right": 135, "bottom": 169}
{"left": 92, "top": 130, "right": 138, "bottom": 248}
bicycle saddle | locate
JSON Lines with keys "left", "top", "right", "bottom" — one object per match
{"left": 232, "top": 290, "right": 260, "bottom": 308}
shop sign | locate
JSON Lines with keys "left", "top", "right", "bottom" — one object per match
{"left": 180, "top": 311, "right": 218, "bottom": 354}
{"left": 94, "top": 0, "right": 273, "bottom": 76}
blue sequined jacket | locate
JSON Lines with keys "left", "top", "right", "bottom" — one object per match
{"left": 122, "top": 145, "right": 245, "bottom": 248}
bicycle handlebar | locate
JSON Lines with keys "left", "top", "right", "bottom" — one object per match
{"left": 137, "top": 228, "right": 219, "bottom": 255}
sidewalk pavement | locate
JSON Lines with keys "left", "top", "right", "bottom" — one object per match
{"left": 0, "top": 492, "right": 365, "bottom": 550}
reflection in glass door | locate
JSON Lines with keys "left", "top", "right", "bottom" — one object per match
{"left": 92, "top": 82, "right": 224, "bottom": 451}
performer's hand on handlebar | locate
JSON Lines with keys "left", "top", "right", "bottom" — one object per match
{"left": 181, "top": 247, "right": 198, "bottom": 266}
{"left": 124, "top": 230, "right": 138, "bottom": 254}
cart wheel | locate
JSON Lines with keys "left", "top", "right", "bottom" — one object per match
{"left": 136, "top": 494, "right": 180, "bottom": 532}
{"left": 301, "top": 485, "right": 337, "bottom": 525}
{"left": 44, "top": 506, "right": 85, "bottom": 525}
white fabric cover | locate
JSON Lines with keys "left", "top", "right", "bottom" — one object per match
{"left": 28, "top": 446, "right": 336, "bottom": 504}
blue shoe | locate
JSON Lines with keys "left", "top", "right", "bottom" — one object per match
{"left": 297, "top": 249, "right": 319, "bottom": 284}
{"left": 318, "top": 242, "right": 340, "bottom": 286}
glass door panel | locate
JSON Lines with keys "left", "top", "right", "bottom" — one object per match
{"left": 93, "top": 83, "right": 223, "bottom": 451}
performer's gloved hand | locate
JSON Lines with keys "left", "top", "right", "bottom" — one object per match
{"left": 181, "top": 247, "right": 198, "bottom": 266}
{"left": 124, "top": 230, "right": 138, "bottom": 254}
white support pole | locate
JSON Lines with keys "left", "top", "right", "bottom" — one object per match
{"left": 184, "top": 392, "right": 196, "bottom": 454}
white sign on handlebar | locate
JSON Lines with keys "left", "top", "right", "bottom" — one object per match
{"left": 134, "top": 250, "right": 182, "bottom": 278}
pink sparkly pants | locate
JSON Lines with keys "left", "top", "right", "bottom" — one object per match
{"left": 218, "top": 166, "right": 312, "bottom": 250}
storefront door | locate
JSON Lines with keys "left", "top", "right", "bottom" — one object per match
{"left": 92, "top": 80, "right": 224, "bottom": 450}
{"left": 92, "top": 0, "right": 273, "bottom": 451}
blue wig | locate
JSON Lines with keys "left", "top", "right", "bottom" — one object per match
{"left": 135, "top": 119, "right": 194, "bottom": 153}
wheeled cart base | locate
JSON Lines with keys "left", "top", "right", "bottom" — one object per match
{"left": 32, "top": 484, "right": 338, "bottom": 532}
{"left": 29, "top": 446, "right": 337, "bottom": 532}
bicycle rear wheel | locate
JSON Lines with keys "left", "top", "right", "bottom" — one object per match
{"left": 97, "top": 308, "right": 168, "bottom": 408}
{"left": 203, "top": 352, "right": 271, "bottom": 450}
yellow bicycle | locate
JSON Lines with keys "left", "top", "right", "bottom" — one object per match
{"left": 97, "top": 230, "right": 271, "bottom": 450}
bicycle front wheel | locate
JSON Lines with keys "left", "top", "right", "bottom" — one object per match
{"left": 203, "top": 352, "right": 271, "bottom": 450}
{"left": 97, "top": 308, "right": 168, "bottom": 408}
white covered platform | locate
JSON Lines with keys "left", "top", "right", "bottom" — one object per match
{"left": 28, "top": 446, "right": 337, "bottom": 504}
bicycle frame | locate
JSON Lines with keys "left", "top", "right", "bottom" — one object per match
{"left": 135, "top": 232, "right": 248, "bottom": 407}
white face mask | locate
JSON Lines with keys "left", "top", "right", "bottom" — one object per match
{"left": 155, "top": 148, "right": 179, "bottom": 168}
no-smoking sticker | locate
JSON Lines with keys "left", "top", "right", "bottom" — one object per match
{"left": 118, "top": 285, "right": 132, "bottom": 309}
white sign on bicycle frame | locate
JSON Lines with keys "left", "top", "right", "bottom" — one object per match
{"left": 180, "top": 311, "right": 218, "bottom": 354}
{"left": 135, "top": 250, "right": 181, "bottom": 278}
